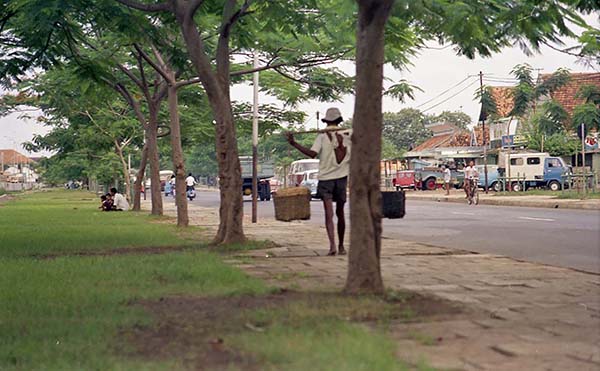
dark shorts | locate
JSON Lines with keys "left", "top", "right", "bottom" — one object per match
{"left": 317, "top": 177, "right": 347, "bottom": 203}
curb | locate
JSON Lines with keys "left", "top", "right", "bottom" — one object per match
{"left": 405, "top": 195, "right": 600, "bottom": 210}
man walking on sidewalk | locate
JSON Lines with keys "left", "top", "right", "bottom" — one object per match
{"left": 286, "top": 107, "right": 352, "bottom": 256}
{"left": 443, "top": 165, "right": 452, "bottom": 195}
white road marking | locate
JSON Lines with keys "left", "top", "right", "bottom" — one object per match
{"left": 518, "top": 216, "right": 555, "bottom": 222}
{"left": 452, "top": 212, "right": 475, "bottom": 216}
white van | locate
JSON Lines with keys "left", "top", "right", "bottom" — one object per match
{"left": 287, "top": 159, "right": 319, "bottom": 187}
{"left": 505, "top": 152, "right": 569, "bottom": 191}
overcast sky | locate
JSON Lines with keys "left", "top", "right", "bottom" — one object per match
{"left": 1, "top": 15, "right": 597, "bottom": 156}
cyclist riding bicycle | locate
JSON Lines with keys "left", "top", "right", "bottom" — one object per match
{"left": 463, "top": 161, "right": 479, "bottom": 201}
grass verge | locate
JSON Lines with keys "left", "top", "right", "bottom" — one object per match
{"left": 0, "top": 190, "right": 199, "bottom": 257}
{"left": 494, "top": 189, "right": 600, "bottom": 199}
{"left": 1, "top": 189, "right": 446, "bottom": 370}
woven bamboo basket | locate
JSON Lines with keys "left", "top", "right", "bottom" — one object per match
{"left": 273, "top": 187, "right": 311, "bottom": 221}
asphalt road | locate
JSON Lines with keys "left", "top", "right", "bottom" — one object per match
{"left": 178, "top": 191, "right": 600, "bottom": 274}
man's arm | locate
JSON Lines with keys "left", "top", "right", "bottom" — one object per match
{"left": 333, "top": 133, "right": 347, "bottom": 164}
{"left": 286, "top": 133, "right": 317, "bottom": 158}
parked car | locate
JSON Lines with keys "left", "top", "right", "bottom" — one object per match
{"left": 392, "top": 170, "right": 416, "bottom": 190}
{"left": 475, "top": 165, "right": 500, "bottom": 191}
{"left": 300, "top": 169, "right": 319, "bottom": 198}
{"left": 501, "top": 152, "right": 570, "bottom": 191}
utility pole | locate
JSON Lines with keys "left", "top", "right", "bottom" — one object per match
{"left": 316, "top": 111, "right": 320, "bottom": 131}
{"left": 581, "top": 123, "right": 586, "bottom": 196}
{"left": 479, "top": 71, "right": 489, "bottom": 194}
{"left": 251, "top": 48, "right": 259, "bottom": 223}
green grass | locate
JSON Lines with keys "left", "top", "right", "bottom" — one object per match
{"left": 0, "top": 190, "right": 197, "bottom": 257}
{"left": 1, "top": 189, "right": 435, "bottom": 370}
{"left": 494, "top": 189, "right": 600, "bottom": 199}
{"left": 230, "top": 293, "right": 439, "bottom": 371}
{"left": 1, "top": 253, "right": 269, "bottom": 370}
{"left": 557, "top": 191, "right": 600, "bottom": 199}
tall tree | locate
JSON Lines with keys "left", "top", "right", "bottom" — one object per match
{"left": 345, "top": 0, "right": 598, "bottom": 294}
{"left": 115, "top": 0, "right": 355, "bottom": 244}
{"left": 382, "top": 109, "right": 432, "bottom": 151}
{"left": 345, "top": 0, "right": 395, "bottom": 294}
{"left": 432, "top": 110, "right": 472, "bottom": 129}
{"left": 572, "top": 84, "right": 600, "bottom": 134}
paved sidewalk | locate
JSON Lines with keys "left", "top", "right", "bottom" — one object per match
{"left": 156, "top": 197, "right": 600, "bottom": 371}
{"left": 405, "top": 189, "right": 600, "bottom": 210}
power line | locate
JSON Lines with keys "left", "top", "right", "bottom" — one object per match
{"left": 420, "top": 79, "right": 479, "bottom": 113}
{"left": 415, "top": 75, "right": 476, "bottom": 109}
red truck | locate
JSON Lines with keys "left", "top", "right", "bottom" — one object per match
{"left": 393, "top": 168, "right": 461, "bottom": 191}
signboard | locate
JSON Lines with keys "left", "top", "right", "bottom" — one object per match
{"left": 501, "top": 135, "right": 514, "bottom": 148}
{"left": 585, "top": 135, "right": 599, "bottom": 150}
{"left": 501, "top": 134, "right": 526, "bottom": 148}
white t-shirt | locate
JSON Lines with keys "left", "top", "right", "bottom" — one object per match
{"left": 443, "top": 168, "right": 451, "bottom": 183}
{"left": 113, "top": 193, "right": 129, "bottom": 211}
{"left": 311, "top": 127, "right": 352, "bottom": 181}
{"left": 464, "top": 166, "right": 479, "bottom": 180}
{"left": 185, "top": 176, "right": 196, "bottom": 187}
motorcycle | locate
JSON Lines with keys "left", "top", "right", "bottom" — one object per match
{"left": 186, "top": 187, "right": 196, "bottom": 201}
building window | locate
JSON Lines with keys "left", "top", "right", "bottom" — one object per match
{"left": 527, "top": 157, "right": 541, "bottom": 165}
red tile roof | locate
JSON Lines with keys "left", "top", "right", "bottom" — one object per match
{"left": 0, "top": 149, "right": 33, "bottom": 165}
{"left": 540, "top": 72, "right": 600, "bottom": 115}
{"left": 413, "top": 134, "right": 454, "bottom": 151}
{"left": 428, "top": 123, "right": 458, "bottom": 136}
{"left": 489, "top": 86, "right": 514, "bottom": 118}
{"left": 490, "top": 72, "right": 600, "bottom": 119}
{"left": 412, "top": 130, "right": 473, "bottom": 151}
{"left": 472, "top": 125, "right": 490, "bottom": 146}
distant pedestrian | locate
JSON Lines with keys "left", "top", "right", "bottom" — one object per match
{"left": 286, "top": 107, "right": 351, "bottom": 256}
{"left": 443, "top": 165, "right": 451, "bottom": 195}
{"left": 110, "top": 187, "right": 129, "bottom": 211}
{"left": 463, "top": 161, "right": 479, "bottom": 199}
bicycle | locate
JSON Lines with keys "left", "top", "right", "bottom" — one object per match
{"left": 466, "top": 177, "right": 479, "bottom": 205}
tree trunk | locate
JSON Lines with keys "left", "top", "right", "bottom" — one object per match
{"left": 115, "top": 141, "right": 132, "bottom": 202}
{"left": 345, "top": 0, "right": 394, "bottom": 295}
{"left": 132, "top": 143, "right": 148, "bottom": 211}
{"left": 176, "top": 5, "right": 245, "bottom": 244}
{"left": 168, "top": 77, "right": 189, "bottom": 227}
{"left": 213, "top": 101, "right": 245, "bottom": 244}
{"left": 147, "top": 108, "right": 163, "bottom": 215}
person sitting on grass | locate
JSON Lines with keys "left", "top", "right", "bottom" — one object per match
{"left": 99, "top": 194, "right": 114, "bottom": 211}
{"left": 110, "top": 187, "right": 129, "bottom": 211}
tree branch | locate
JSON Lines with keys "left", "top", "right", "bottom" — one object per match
{"left": 116, "top": 63, "right": 145, "bottom": 92}
{"left": 542, "top": 40, "right": 585, "bottom": 57}
{"left": 115, "top": 0, "right": 170, "bottom": 12}
{"left": 134, "top": 43, "right": 171, "bottom": 83}
{"left": 188, "top": 0, "right": 207, "bottom": 16}
{"left": 134, "top": 46, "right": 151, "bottom": 91}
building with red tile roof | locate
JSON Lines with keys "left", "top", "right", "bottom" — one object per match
{"left": 539, "top": 72, "right": 600, "bottom": 116}
{"left": 489, "top": 86, "right": 514, "bottom": 118}
{"left": 489, "top": 72, "right": 600, "bottom": 119}
{"left": 0, "top": 149, "right": 33, "bottom": 166}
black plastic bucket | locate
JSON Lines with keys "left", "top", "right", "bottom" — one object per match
{"left": 381, "top": 191, "right": 406, "bottom": 219}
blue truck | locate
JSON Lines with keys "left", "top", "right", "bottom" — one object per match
{"left": 239, "top": 156, "right": 273, "bottom": 201}
{"left": 496, "top": 152, "right": 570, "bottom": 192}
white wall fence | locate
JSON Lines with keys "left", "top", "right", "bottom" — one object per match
{"left": 0, "top": 182, "right": 41, "bottom": 192}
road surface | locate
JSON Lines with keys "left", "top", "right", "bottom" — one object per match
{"left": 175, "top": 191, "right": 600, "bottom": 274}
